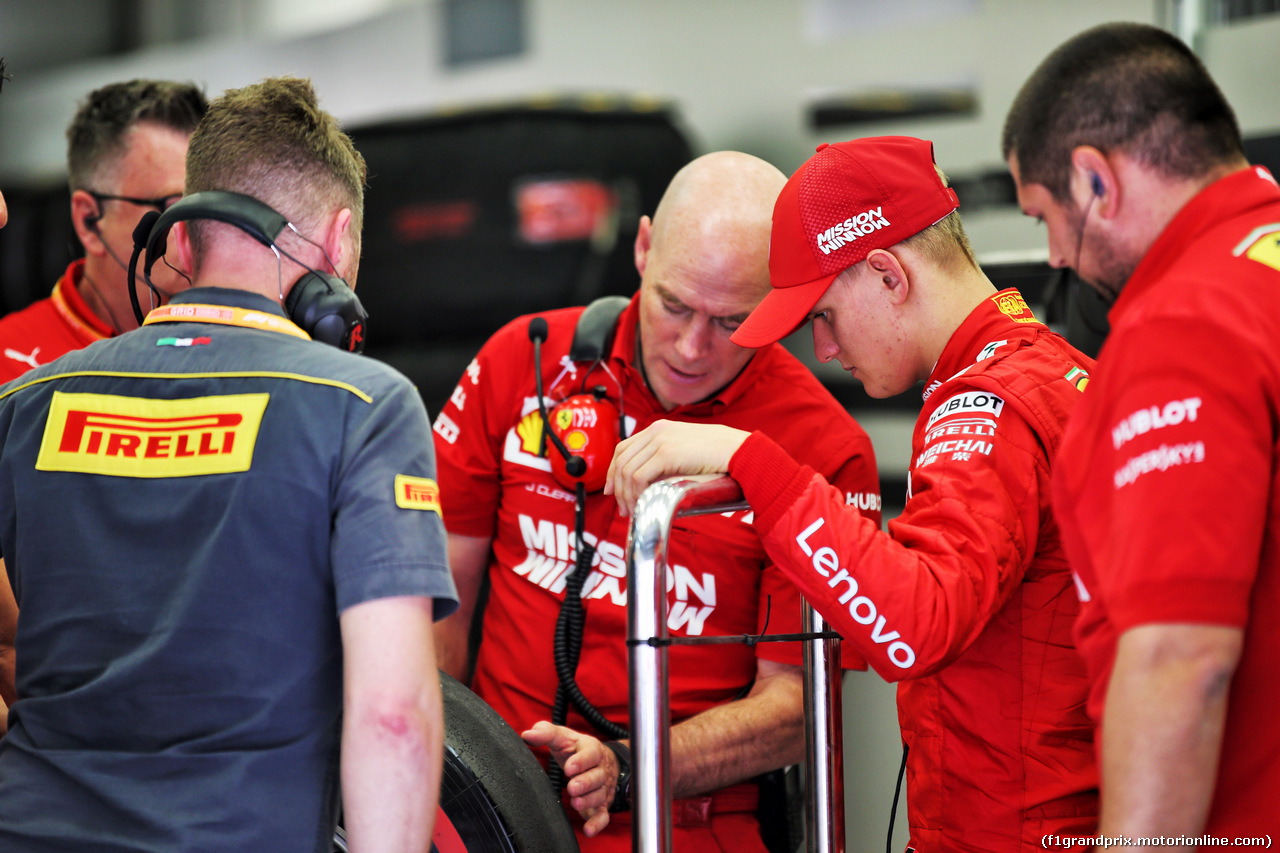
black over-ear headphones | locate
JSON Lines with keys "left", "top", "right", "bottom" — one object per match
{"left": 127, "top": 190, "right": 369, "bottom": 352}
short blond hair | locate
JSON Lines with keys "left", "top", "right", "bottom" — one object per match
{"left": 185, "top": 77, "right": 366, "bottom": 255}
{"left": 902, "top": 165, "right": 976, "bottom": 271}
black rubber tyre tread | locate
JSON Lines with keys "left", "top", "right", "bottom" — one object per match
{"left": 436, "top": 743, "right": 514, "bottom": 851}
{"left": 438, "top": 670, "right": 581, "bottom": 853}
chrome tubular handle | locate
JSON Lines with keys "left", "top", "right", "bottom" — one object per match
{"left": 803, "top": 603, "right": 845, "bottom": 853}
{"left": 626, "top": 475, "right": 844, "bottom": 853}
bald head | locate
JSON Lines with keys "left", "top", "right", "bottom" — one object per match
{"left": 634, "top": 151, "right": 787, "bottom": 410}
{"left": 646, "top": 151, "right": 785, "bottom": 301}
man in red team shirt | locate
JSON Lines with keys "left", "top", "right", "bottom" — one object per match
{"left": 0, "top": 79, "right": 206, "bottom": 383}
{"left": 608, "top": 137, "right": 1099, "bottom": 851}
{"left": 431, "top": 150, "right": 882, "bottom": 852}
{"left": 1003, "top": 23, "right": 1280, "bottom": 849}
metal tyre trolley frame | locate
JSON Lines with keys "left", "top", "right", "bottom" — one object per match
{"left": 625, "top": 476, "right": 846, "bottom": 853}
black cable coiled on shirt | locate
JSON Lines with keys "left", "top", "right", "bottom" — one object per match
{"left": 548, "top": 481, "right": 627, "bottom": 794}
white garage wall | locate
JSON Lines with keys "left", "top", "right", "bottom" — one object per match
{"left": 2, "top": 1, "right": 1154, "bottom": 248}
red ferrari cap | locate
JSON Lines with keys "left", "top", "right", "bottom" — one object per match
{"left": 731, "top": 136, "right": 959, "bottom": 348}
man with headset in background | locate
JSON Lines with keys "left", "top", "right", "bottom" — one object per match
{"left": 432, "top": 150, "right": 882, "bottom": 852}
{"left": 0, "top": 78, "right": 207, "bottom": 382}
{"left": 1004, "top": 23, "right": 1280, "bottom": 845}
{"left": 0, "top": 76, "right": 457, "bottom": 852}
{"left": 607, "top": 137, "right": 1099, "bottom": 851}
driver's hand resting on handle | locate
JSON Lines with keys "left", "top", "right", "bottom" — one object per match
{"left": 604, "top": 420, "right": 750, "bottom": 515}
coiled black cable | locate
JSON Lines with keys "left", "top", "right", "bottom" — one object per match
{"left": 548, "top": 481, "right": 627, "bottom": 795}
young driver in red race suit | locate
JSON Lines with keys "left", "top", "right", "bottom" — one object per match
{"left": 432, "top": 151, "right": 882, "bottom": 852}
{"left": 608, "top": 137, "right": 1100, "bottom": 851}
{"left": 1005, "top": 23, "right": 1280, "bottom": 846}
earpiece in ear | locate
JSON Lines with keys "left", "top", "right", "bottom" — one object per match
{"left": 1091, "top": 174, "right": 1104, "bottom": 197}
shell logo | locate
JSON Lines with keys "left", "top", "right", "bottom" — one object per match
{"left": 516, "top": 411, "right": 546, "bottom": 456}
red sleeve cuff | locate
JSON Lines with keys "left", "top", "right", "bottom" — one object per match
{"left": 729, "top": 430, "right": 821, "bottom": 536}
{"left": 1110, "top": 577, "right": 1253, "bottom": 632}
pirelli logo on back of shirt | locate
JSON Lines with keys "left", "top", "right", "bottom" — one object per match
{"left": 395, "top": 474, "right": 442, "bottom": 514}
{"left": 36, "top": 391, "right": 269, "bottom": 478}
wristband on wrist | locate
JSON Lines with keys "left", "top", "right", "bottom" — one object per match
{"left": 603, "top": 740, "right": 632, "bottom": 813}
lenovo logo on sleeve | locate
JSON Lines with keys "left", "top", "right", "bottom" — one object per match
{"left": 795, "top": 517, "right": 917, "bottom": 669}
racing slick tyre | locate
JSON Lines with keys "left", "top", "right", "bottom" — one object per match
{"left": 335, "top": 670, "right": 580, "bottom": 853}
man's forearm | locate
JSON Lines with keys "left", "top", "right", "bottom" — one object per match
{"left": 666, "top": 661, "right": 805, "bottom": 798}
{"left": 521, "top": 662, "right": 804, "bottom": 836}
{"left": 1098, "top": 624, "right": 1241, "bottom": 851}
{"left": 436, "top": 533, "right": 492, "bottom": 682}
{"left": 0, "top": 648, "right": 13, "bottom": 710}
{"left": 433, "top": 615, "right": 471, "bottom": 681}
{"left": 340, "top": 596, "right": 445, "bottom": 853}
{"left": 341, "top": 690, "right": 443, "bottom": 853}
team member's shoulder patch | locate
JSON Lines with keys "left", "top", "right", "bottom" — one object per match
{"left": 992, "top": 291, "right": 1039, "bottom": 324}
{"left": 1233, "top": 222, "right": 1280, "bottom": 272}
{"left": 395, "top": 474, "right": 442, "bottom": 513}
{"left": 1064, "top": 366, "right": 1090, "bottom": 392}
{"left": 917, "top": 388, "right": 1004, "bottom": 469}
{"left": 925, "top": 389, "right": 1006, "bottom": 430}
{"left": 976, "top": 339, "right": 1009, "bottom": 362}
